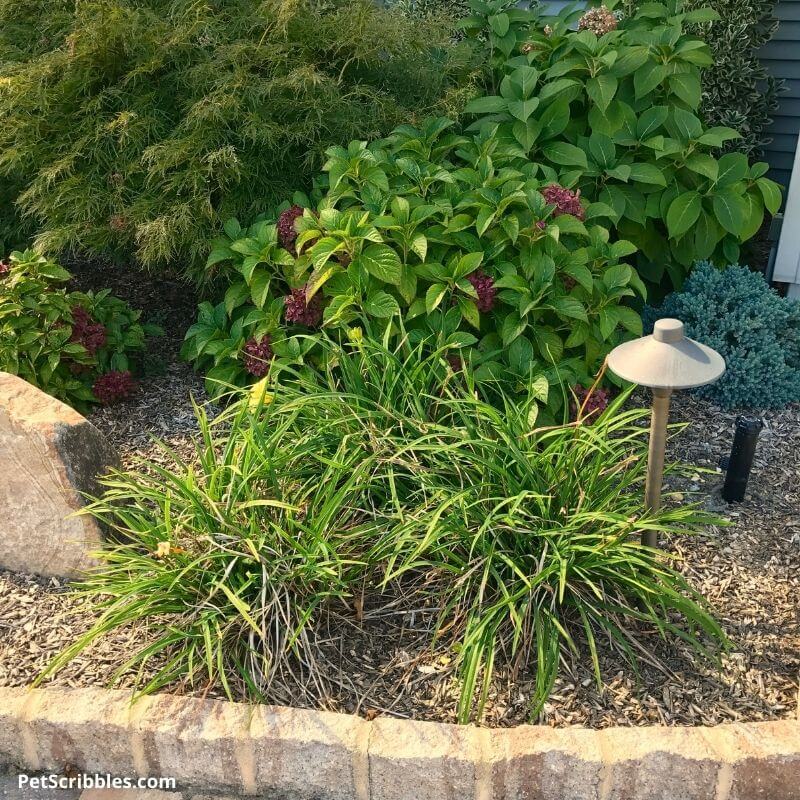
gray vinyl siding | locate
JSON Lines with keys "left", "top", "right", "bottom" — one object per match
{"left": 761, "top": 0, "right": 800, "bottom": 191}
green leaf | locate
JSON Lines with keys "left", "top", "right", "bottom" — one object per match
{"left": 464, "top": 95, "right": 507, "bottom": 114}
{"left": 489, "top": 12, "right": 510, "bottom": 36}
{"left": 722, "top": 236, "right": 740, "bottom": 264}
{"left": 364, "top": 291, "right": 400, "bottom": 318}
{"left": 224, "top": 282, "right": 250, "bottom": 316}
{"left": 207, "top": 247, "right": 234, "bottom": 268}
{"left": 586, "top": 74, "right": 618, "bottom": 112}
{"left": 249, "top": 269, "right": 272, "bottom": 309}
{"left": 598, "top": 307, "right": 620, "bottom": 340}
{"left": 716, "top": 153, "right": 749, "bottom": 187}
{"left": 551, "top": 297, "right": 587, "bottom": 322}
{"left": 666, "top": 191, "right": 702, "bottom": 239}
{"left": 508, "top": 335, "right": 535, "bottom": 375}
{"left": 616, "top": 306, "right": 643, "bottom": 335}
{"left": 684, "top": 153, "right": 718, "bottom": 182}
{"left": 636, "top": 106, "right": 669, "bottom": 140}
{"left": 627, "top": 163, "right": 666, "bottom": 186}
{"left": 425, "top": 283, "right": 448, "bottom": 313}
{"left": 306, "top": 264, "right": 338, "bottom": 301}
{"left": 359, "top": 244, "right": 402, "bottom": 284}
{"left": 681, "top": 7, "right": 720, "bottom": 22}
{"left": 603, "top": 264, "right": 632, "bottom": 289}
{"left": 668, "top": 73, "right": 701, "bottom": 109}
{"left": 541, "top": 142, "right": 588, "bottom": 169}
{"left": 739, "top": 193, "right": 764, "bottom": 241}
{"left": 634, "top": 62, "right": 666, "bottom": 99}
{"left": 501, "top": 312, "right": 526, "bottom": 346}
{"left": 223, "top": 218, "right": 241, "bottom": 239}
{"left": 588, "top": 133, "right": 616, "bottom": 169}
{"left": 693, "top": 210, "right": 721, "bottom": 260}
{"left": 756, "top": 177, "right": 782, "bottom": 215}
{"left": 457, "top": 296, "right": 480, "bottom": 329}
{"left": 671, "top": 108, "right": 703, "bottom": 141}
{"left": 36, "top": 263, "right": 72, "bottom": 282}
{"left": 711, "top": 190, "right": 746, "bottom": 235}
{"left": 562, "top": 263, "right": 593, "bottom": 292}
{"left": 508, "top": 98, "right": 540, "bottom": 122}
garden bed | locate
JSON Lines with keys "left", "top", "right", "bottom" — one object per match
{"left": 1, "top": 364, "right": 797, "bottom": 728}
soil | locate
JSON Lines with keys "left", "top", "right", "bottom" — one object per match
{"left": 0, "top": 262, "right": 797, "bottom": 729}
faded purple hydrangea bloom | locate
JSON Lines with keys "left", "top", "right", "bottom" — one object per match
{"left": 69, "top": 306, "right": 107, "bottom": 355}
{"left": 93, "top": 371, "right": 137, "bottom": 405}
{"left": 467, "top": 270, "right": 497, "bottom": 313}
{"left": 277, "top": 205, "right": 305, "bottom": 253}
{"left": 541, "top": 184, "right": 585, "bottom": 220}
{"left": 242, "top": 336, "right": 274, "bottom": 377}
{"left": 572, "top": 385, "right": 610, "bottom": 421}
{"left": 285, "top": 286, "right": 323, "bottom": 328}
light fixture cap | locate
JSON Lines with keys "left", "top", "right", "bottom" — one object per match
{"left": 606, "top": 318, "right": 726, "bottom": 390}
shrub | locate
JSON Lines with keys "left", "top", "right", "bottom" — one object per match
{"left": 0, "top": 250, "right": 160, "bottom": 411}
{"left": 687, "top": 0, "right": 782, "bottom": 156}
{"left": 42, "top": 337, "right": 727, "bottom": 721}
{"left": 0, "top": 0, "right": 476, "bottom": 278}
{"left": 458, "top": 0, "right": 782, "bottom": 289}
{"left": 182, "top": 119, "right": 646, "bottom": 419}
{"left": 644, "top": 262, "right": 800, "bottom": 408}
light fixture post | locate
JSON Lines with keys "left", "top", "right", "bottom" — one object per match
{"left": 606, "top": 318, "right": 725, "bottom": 550}
{"left": 643, "top": 387, "right": 672, "bottom": 547}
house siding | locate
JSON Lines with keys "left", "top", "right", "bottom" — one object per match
{"left": 760, "top": 0, "right": 800, "bottom": 191}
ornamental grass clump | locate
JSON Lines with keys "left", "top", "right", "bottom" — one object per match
{"left": 45, "top": 337, "right": 727, "bottom": 721}
{"left": 39, "top": 393, "right": 379, "bottom": 703}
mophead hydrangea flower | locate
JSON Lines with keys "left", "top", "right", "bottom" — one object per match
{"left": 93, "top": 370, "right": 137, "bottom": 405}
{"left": 467, "top": 270, "right": 497, "bottom": 313}
{"left": 284, "top": 286, "right": 323, "bottom": 328}
{"left": 541, "top": 184, "right": 585, "bottom": 220}
{"left": 242, "top": 336, "right": 274, "bottom": 377}
{"left": 577, "top": 6, "right": 618, "bottom": 36}
{"left": 277, "top": 205, "right": 305, "bottom": 253}
{"left": 69, "top": 306, "right": 107, "bottom": 355}
{"left": 572, "top": 385, "right": 610, "bottom": 421}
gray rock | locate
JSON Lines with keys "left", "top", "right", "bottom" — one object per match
{"left": 0, "top": 372, "right": 117, "bottom": 578}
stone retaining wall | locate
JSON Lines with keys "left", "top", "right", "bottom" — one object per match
{"left": 0, "top": 686, "right": 798, "bottom": 799}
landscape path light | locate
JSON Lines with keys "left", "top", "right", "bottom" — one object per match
{"left": 606, "top": 318, "right": 725, "bottom": 549}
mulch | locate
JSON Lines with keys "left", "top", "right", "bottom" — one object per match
{"left": 0, "top": 262, "right": 797, "bottom": 729}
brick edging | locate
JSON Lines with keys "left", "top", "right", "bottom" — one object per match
{"left": 0, "top": 686, "right": 797, "bottom": 799}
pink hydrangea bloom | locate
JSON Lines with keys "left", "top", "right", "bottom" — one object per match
{"left": 578, "top": 6, "right": 618, "bottom": 35}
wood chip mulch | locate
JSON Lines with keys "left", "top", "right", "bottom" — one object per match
{"left": 0, "top": 262, "right": 797, "bottom": 728}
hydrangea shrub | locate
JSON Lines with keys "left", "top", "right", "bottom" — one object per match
{"left": 182, "top": 119, "right": 646, "bottom": 420}
{"left": 0, "top": 251, "right": 160, "bottom": 411}
{"left": 644, "top": 262, "right": 800, "bottom": 409}
{"left": 459, "top": 0, "right": 782, "bottom": 290}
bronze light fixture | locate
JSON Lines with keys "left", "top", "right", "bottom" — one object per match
{"left": 606, "top": 318, "right": 725, "bottom": 548}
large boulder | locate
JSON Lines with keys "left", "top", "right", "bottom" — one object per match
{"left": 0, "top": 372, "right": 118, "bottom": 578}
